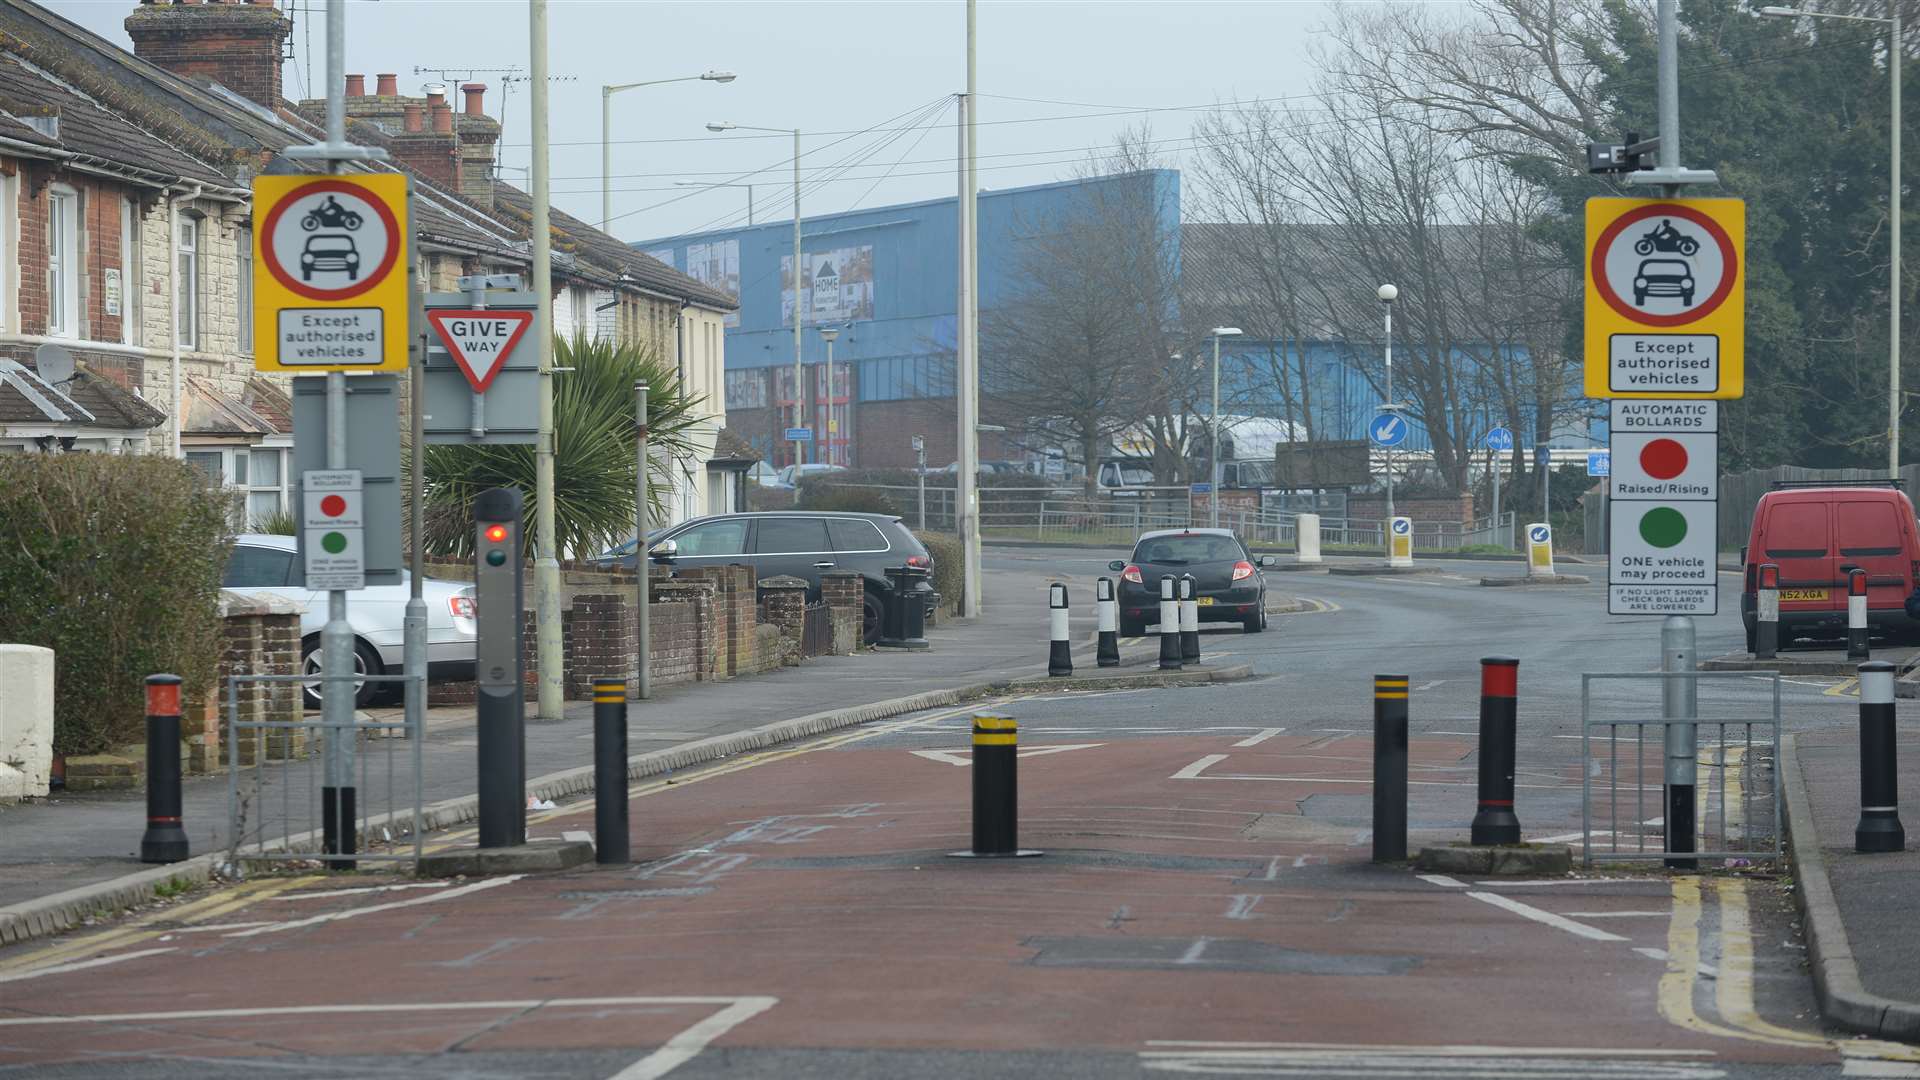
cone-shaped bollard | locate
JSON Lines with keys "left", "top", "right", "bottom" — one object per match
{"left": 1470, "top": 657, "right": 1522, "bottom": 845}
{"left": 1095, "top": 577, "right": 1120, "bottom": 667}
{"left": 1157, "top": 575, "right": 1182, "bottom": 670}
{"left": 1178, "top": 574, "right": 1201, "bottom": 663}
{"left": 1856, "top": 661, "right": 1906, "bottom": 853}
{"left": 1047, "top": 582, "right": 1073, "bottom": 677}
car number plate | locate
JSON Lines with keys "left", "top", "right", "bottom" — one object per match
{"left": 1194, "top": 597, "right": 1215, "bottom": 606}
{"left": 1779, "top": 589, "right": 1827, "bottom": 602}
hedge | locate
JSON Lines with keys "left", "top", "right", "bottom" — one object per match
{"left": 0, "top": 454, "right": 232, "bottom": 757}
{"left": 914, "top": 530, "right": 964, "bottom": 612}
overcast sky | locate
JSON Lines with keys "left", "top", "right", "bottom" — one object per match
{"left": 52, "top": 0, "right": 1331, "bottom": 242}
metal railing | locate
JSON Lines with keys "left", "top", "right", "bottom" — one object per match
{"left": 1579, "top": 671, "right": 1782, "bottom": 867}
{"left": 226, "top": 672, "right": 426, "bottom": 870}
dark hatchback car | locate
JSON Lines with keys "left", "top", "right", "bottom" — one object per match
{"left": 1109, "top": 528, "right": 1271, "bottom": 635}
{"left": 599, "top": 511, "right": 932, "bottom": 643}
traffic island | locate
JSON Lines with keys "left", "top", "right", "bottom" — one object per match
{"left": 417, "top": 839, "right": 594, "bottom": 878}
{"left": 1326, "top": 564, "right": 1434, "bottom": 577}
{"left": 1414, "top": 843, "right": 1573, "bottom": 876}
{"left": 1005, "top": 663, "right": 1253, "bottom": 693}
{"left": 1700, "top": 644, "right": 1920, "bottom": 677}
{"left": 1478, "top": 573, "right": 1590, "bottom": 587}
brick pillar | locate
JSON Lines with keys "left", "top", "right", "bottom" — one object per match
{"left": 216, "top": 592, "right": 305, "bottom": 770}
{"left": 563, "top": 593, "right": 634, "bottom": 700}
{"left": 758, "top": 576, "right": 809, "bottom": 663}
{"left": 679, "top": 563, "right": 756, "bottom": 676}
{"left": 820, "top": 570, "right": 866, "bottom": 654}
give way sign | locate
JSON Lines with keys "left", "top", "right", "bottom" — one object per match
{"left": 426, "top": 310, "right": 535, "bottom": 394}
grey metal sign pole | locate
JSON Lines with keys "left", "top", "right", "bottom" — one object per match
{"left": 636, "top": 382, "right": 652, "bottom": 700}
{"left": 404, "top": 298, "right": 426, "bottom": 745}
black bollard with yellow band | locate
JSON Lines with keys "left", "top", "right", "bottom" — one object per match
{"left": 593, "top": 677, "right": 629, "bottom": 865}
{"left": 1372, "top": 674, "right": 1409, "bottom": 863}
{"left": 951, "top": 713, "right": 1042, "bottom": 858}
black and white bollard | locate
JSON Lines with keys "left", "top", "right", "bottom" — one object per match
{"left": 1755, "top": 562, "right": 1780, "bottom": 660}
{"left": 1048, "top": 582, "right": 1073, "bottom": 677}
{"left": 1178, "top": 574, "right": 1201, "bottom": 664}
{"left": 1856, "top": 661, "right": 1906, "bottom": 853}
{"left": 1157, "top": 575, "right": 1182, "bottom": 671}
{"left": 1373, "top": 674, "right": 1410, "bottom": 863}
{"left": 593, "top": 677, "right": 630, "bottom": 865}
{"left": 1095, "top": 577, "right": 1121, "bottom": 668}
{"left": 1470, "top": 656, "right": 1522, "bottom": 845}
{"left": 951, "top": 713, "right": 1040, "bottom": 858}
{"left": 1848, "top": 568, "right": 1870, "bottom": 661}
{"left": 140, "top": 674, "right": 189, "bottom": 864}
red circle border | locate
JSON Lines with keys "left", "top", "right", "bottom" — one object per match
{"left": 1590, "top": 203, "right": 1738, "bottom": 327}
{"left": 260, "top": 179, "right": 402, "bottom": 302}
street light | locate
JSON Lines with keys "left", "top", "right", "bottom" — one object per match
{"left": 1208, "top": 326, "right": 1243, "bottom": 528}
{"left": 820, "top": 326, "right": 840, "bottom": 466}
{"left": 1761, "top": 3, "right": 1901, "bottom": 478}
{"left": 601, "top": 70, "right": 735, "bottom": 230}
{"left": 1377, "top": 284, "right": 1399, "bottom": 526}
{"left": 709, "top": 121, "right": 806, "bottom": 465}
{"left": 672, "top": 180, "right": 756, "bottom": 225}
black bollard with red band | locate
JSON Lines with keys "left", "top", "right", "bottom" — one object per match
{"left": 140, "top": 674, "right": 189, "bottom": 864}
{"left": 1856, "top": 661, "right": 1906, "bottom": 853}
{"left": 1470, "top": 656, "right": 1522, "bottom": 845}
{"left": 1754, "top": 562, "right": 1780, "bottom": 660}
{"left": 1848, "top": 567, "right": 1870, "bottom": 661}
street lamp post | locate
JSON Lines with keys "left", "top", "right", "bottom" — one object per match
{"left": 709, "top": 121, "right": 805, "bottom": 465}
{"left": 1761, "top": 3, "right": 1901, "bottom": 477}
{"left": 1208, "top": 327, "right": 1243, "bottom": 528}
{"left": 1377, "top": 284, "right": 1398, "bottom": 525}
{"left": 672, "top": 180, "right": 755, "bottom": 225}
{"left": 820, "top": 326, "right": 840, "bottom": 467}
{"left": 601, "top": 70, "right": 734, "bottom": 230}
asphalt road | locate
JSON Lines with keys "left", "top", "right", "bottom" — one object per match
{"left": 4, "top": 552, "right": 1915, "bottom": 1079}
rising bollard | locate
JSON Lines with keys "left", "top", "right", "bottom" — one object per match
{"left": 1856, "top": 661, "right": 1906, "bottom": 853}
{"left": 1470, "top": 657, "right": 1522, "bottom": 845}
{"left": 1178, "top": 574, "right": 1201, "bottom": 664}
{"left": 593, "top": 677, "right": 630, "bottom": 865}
{"left": 1157, "top": 575, "right": 1182, "bottom": 671}
{"left": 474, "top": 488, "right": 528, "bottom": 850}
{"left": 951, "top": 713, "right": 1040, "bottom": 858}
{"left": 140, "top": 673, "right": 189, "bottom": 864}
{"left": 1848, "top": 568, "right": 1870, "bottom": 661}
{"left": 1754, "top": 563, "right": 1780, "bottom": 660}
{"left": 1095, "top": 577, "right": 1121, "bottom": 668}
{"left": 1373, "top": 674, "right": 1410, "bottom": 863}
{"left": 1048, "top": 582, "right": 1073, "bottom": 677}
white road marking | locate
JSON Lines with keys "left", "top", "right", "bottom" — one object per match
{"left": 1138, "top": 1042, "right": 1723, "bottom": 1079}
{"left": 1844, "top": 1061, "right": 1920, "bottom": 1077}
{"left": 1170, "top": 754, "right": 1229, "bottom": 780}
{"left": 909, "top": 749, "right": 973, "bottom": 766}
{"left": 1224, "top": 895, "right": 1262, "bottom": 920}
{"left": 1528, "top": 831, "right": 1602, "bottom": 844}
{"left": 1413, "top": 680, "right": 1444, "bottom": 692}
{"left": 1233, "top": 727, "right": 1286, "bottom": 747}
{"left": 563, "top": 830, "right": 594, "bottom": 844}
{"left": 158, "top": 921, "right": 279, "bottom": 936}
{"left": 1465, "top": 891, "right": 1629, "bottom": 942}
{"left": 608, "top": 995, "right": 780, "bottom": 1080}
{"left": 1430, "top": 731, "right": 1477, "bottom": 736}
{"left": 1415, "top": 874, "right": 1468, "bottom": 888}
{"left": 0, "top": 947, "right": 175, "bottom": 984}
{"left": 1292, "top": 854, "right": 1325, "bottom": 868}
{"left": 275, "top": 882, "right": 453, "bottom": 900}
{"left": 1471, "top": 877, "right": 1658, "bottom": 886}
{"left": 911, "top": 743, "right": 1105, "bottom": 767}
{"left": 225, "top": 875, "right": 524, "bottom": 938}
{"left": 1176, "top": 938, "right": 1211, "bottom": 964}
{"left": 1261, "top": 857, "right": 1283, "bottom": 880}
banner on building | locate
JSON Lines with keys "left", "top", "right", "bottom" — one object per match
{"left": 781, "top": 245, "right": 875, "bottom": 325}
{"left": 644, "top": 243, "right": 741, "bottom": 328}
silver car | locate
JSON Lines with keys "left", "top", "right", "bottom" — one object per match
{"left": 220, "top": 534, "right": 478, "bottom": 707}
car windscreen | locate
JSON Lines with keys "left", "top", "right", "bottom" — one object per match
{"left": 1133, "top": 535, "right": 1243, "bottom": 565}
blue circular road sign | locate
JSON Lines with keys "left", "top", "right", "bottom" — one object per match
{"left": 1369, "top": 413, "right": 1409, "bottom": 448}
{"left": 1486, "top": 426, "right": 1514, "bottom": 452}
{"left": 1529, "top": 525, "right": 1551, "bottom": 544}
{"left": 1392, "top": 518, "right": 1412, "bottom": 535}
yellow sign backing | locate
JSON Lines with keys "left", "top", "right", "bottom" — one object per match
{"left": 253, "top": 173, "right": 409, "bottom": 372}
{"left": 1584, "top": 197, "right": 1744, "bottom": 399}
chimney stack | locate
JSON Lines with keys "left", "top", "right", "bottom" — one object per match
{"left": 376, "top": 73, "right": 398, "bottom": 97}
{"left": 344, "top": 73, "right": 365, "bottom": 97}
{"left": 403, "top": 102, "right": 424, "bottom": 133}
{"left": 125, "top": 0, "right": 293, "bottom": 111}
{"left": 462, "top": 83, "right": 486, "bottom": 117}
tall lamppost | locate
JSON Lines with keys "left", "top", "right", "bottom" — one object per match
{"left": 672, "top": 179, "right": 756, "bottom": 224}
{"left": 1208, "top": 326, "right": 1243, "bottom": 527}
{"left": 1378, "top": 284, "right": 1399, "bottom": 524}
{"left": 1760, "top": 3, "right": 1901, "bottom": 477}
{"left": 709, "top": 121, "right": 805, "bottom": 465}
{"left": 601, "top": 70, "right": 734, "bottom": 230}
{"left": 820, "top": 326, "right": 840, "bottom": 466}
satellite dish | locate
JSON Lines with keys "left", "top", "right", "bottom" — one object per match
{"left": 34, "top": 343, "right": 74, "bottom": 387}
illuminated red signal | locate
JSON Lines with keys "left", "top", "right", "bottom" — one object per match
{"left": 485, "top": 525, "right": 508, "bottom": 543}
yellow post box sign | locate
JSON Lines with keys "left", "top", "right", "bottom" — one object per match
{"left": 253, "top": 173, "right": 409, "bottom": 372}
{"left": 1584, "top": 197, "right": 1744, "bottom": 400}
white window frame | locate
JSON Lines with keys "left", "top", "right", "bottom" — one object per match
{"left": 119, "top": 196, "right": 138, "bottom": 345}
{"left": 237, "top": 224, "right": 253, "bottom": 355}
{"left": 176, "top": 214, "right": 199, "bottom": 350}
{"left": 46, "top": 184, "right": 78, "bottom": 338}
{"left": 0, "top": 174, "right": 13, "bottom": 333}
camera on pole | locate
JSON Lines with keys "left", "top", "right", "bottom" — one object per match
{"left": 1586, "top": 131, "right": 1658, "bottom": 174}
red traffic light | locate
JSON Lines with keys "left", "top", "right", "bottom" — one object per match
{"left": 485, "top": 524, "right": 508, "bottom": 543}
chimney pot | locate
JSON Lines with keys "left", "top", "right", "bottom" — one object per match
{"left": 403, "top": 102, "right": 424, "bottom": 133}
{"left": 431, "top": 102, "right": 453, "bottom": 134}
{"left": 376, "top": 73, "right": 398, "bottom": 97}
{"left": 425, "top": 89, "right": 446, "bottom": 109}
{"left": 461, "top": 83, "right": 487, "bottom": 117}
{"left": 344, "top": 74, "right": 365, "bottom": 97}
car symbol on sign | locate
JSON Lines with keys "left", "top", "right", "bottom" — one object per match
{"left": 300, "top": 234, "right": 361, "bottom": 281}
{"left": 1632, "top": 258, "right": 1693, "bottom": 307}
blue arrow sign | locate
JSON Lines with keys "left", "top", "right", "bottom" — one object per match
{"left": 1368, "top": 413, "right": 1409, "bottom": 448}
{"left": 1529, "top": 524, "right": 1551, "bottom": 544}
{"left": 1392, "top": 518, "right": 1412, "bottom": 535}
{"left": 1486, "top": 427, "right": 1514, "bottom": 452}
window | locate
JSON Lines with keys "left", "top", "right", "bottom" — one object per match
{"left": 673, "top": 519, "right": 748, "bottom": 556}
{"left": 828, "top": 518, "right": 887, "bottom": 553}
{"left": 1838, "top": 501, "right": 1903, "bottom": 558}
{"left": 176, "top": 216, "right": 198, "bottom": 349}
{"left": 185, "top": 449, "right": 223, "bottom": 486}
{"left": 47, "top": 187, "right": 77, "bottom": 337}
{"left": 223, "top": 544, "right": 295, "bottom": 588}
{"left": 245, "top": 447, "right": 283, "bottom": 525}
{"left": 237, "top": 225, "right": 252, "bottom": 354}
{"left": 119, "top": 197, "right": 139, "bottom": 345}
{"left": 1763, "top": 503, "right": 1830, "bottom": 559}
{"left": 753, "top": 517, "right": 829, "bottom": 554}
{"left": 1134, "top": 534, "right": 1245, "bottom": 564}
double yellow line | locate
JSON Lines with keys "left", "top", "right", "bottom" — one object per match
{"left": 0, "top": 874, "right": 323, "bottom": 976}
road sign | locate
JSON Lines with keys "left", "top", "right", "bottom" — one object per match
{"left": 292, "top": 376, "right": 402, "bottom": 587}
{"left": 1584, "top": 198, "right": 1745, "bottom": 399}
{"left": 1190, "top": 482, "right": 1213, "bottom": 494}
{"left": 1368, "top": 413, "right": 1409, "bottom": 448}
{"left": 427, "top": 310, "right": 535, "bottom": 394}
{"left": 1587, "top": 450, "right": 1612, "bottom": 477}
{"left": 1608, "top": 398, "right": 1717, "bottom": 615}
{"left": 252, "top": 174, "right": 409, "bottom": 373}
{"left": 785, "top": 427, "right": 814, "bottom": 442}
{"left": 422, "top": 291, "right": 539, "bottom": 446}
{"left": 302, "top": 470, "right": 365, "bottom": 590}
{"left": 1527, "top": 523, "right": 1555, "bottom": 574}
{"left": 1486, "top": 427, "right": 1514, "bottom": 452}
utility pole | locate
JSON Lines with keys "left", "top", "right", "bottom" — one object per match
{"left": 792, "top": 127, "right": 805, "bottom": 467}
{"left": 530, "top": 0, "right": 563, "bottom": 722}
{"left": 956, "top": 0, "right": 982, "bottom": 618}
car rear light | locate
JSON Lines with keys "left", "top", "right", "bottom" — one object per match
{"left": 449, "top": 595, "right": 476, "bottom": 619}
{"left": 907, "top": 554, "right": 930, "bottom": 568}
{"left": 1122, "top": 564, "right": 1143, "bottom": 584}
{"left": 1231, "top": 560, "right": 1255, "bottom": 582}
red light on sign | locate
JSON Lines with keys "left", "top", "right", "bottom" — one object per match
{"left": 319, "top": 493, "right": 348, "bottom": 517}
{"left": 485, "top": 525, "right": 508, "bottom": 543}
{"left": 1640, "top": 437, "right": 1689, "bottom": 480}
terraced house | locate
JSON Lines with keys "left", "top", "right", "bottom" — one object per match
{"left": 0, "top": 0, "right": 743, "bottom": 527}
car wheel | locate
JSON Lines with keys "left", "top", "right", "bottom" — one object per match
{"left": 300, "top": 635, "right": 382, "bottom": 710}
{"left": 862, "top": 589, "right": 886, "bottom": 645}
{"left": 1243, "top": 610, "right": 1264, "bottom": 634}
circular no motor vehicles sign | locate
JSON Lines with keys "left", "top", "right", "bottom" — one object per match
{"left": 1590, "top": 202, "right": 1739, "bottom": 327}
{"left": 260, "top": 179, "right": 401, "bottom": 302}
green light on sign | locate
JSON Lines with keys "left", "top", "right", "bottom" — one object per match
{"left": 1638, "top": 507, "right": 1688, "bottom": 549}
{"left": 321, "top": 531, "right": 348, "bottom": 555}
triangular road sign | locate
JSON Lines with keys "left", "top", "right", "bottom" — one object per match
{"left": 427, "top": 309, "right": 534, "bottom": 394}
{"left": 909, "top": 743, "right": 1105, "bottom": 767}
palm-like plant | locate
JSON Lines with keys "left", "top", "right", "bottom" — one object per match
{"left": 417, "top": 334, "right": 706, "bottom": 559}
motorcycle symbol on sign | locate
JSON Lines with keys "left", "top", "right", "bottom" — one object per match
{"left": 1633, "top": 219, "right": 1699, "bottom": 257}
{"left": 301, "top": 195, "right": 364, "bottom": 233}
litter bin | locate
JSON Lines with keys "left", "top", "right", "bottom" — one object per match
{"left": 877, "top": 566, "right": 931, "bottom": 650}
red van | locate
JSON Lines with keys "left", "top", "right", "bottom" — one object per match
{"left": 1741, "top": 482, "right": 1920, "bottom": 650}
